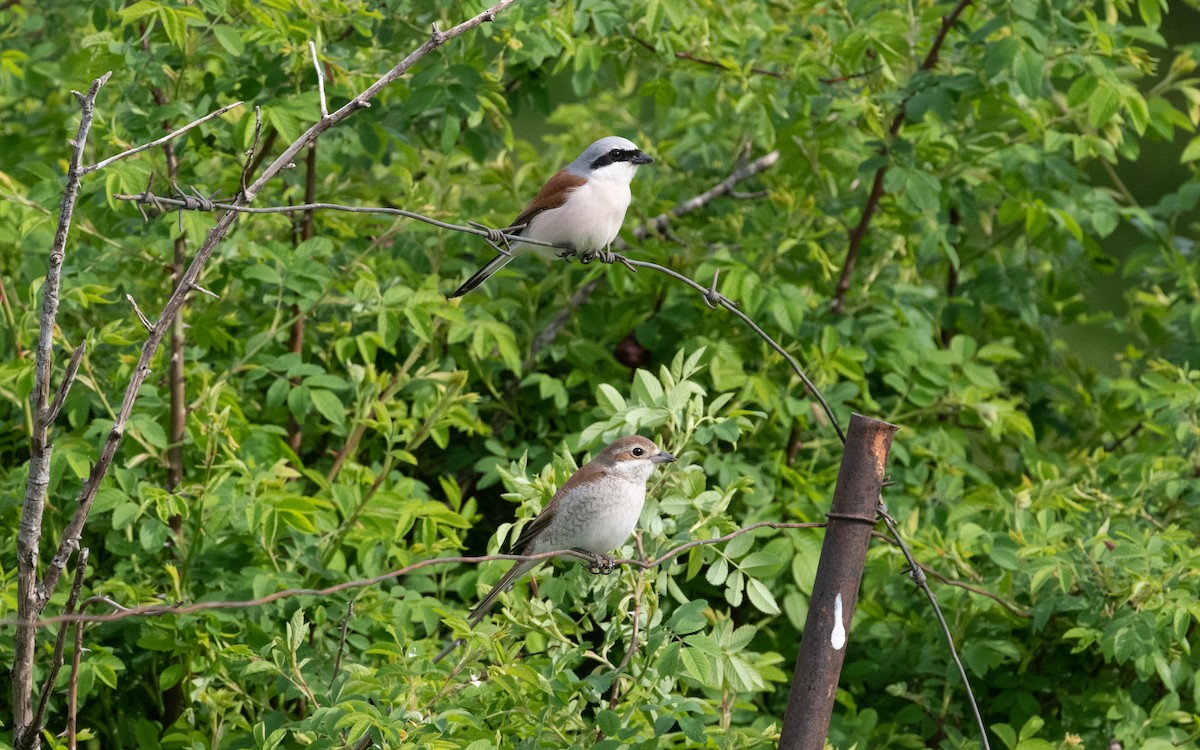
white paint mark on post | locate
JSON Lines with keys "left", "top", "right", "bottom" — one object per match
{"left": 830, "top": 593, "right": 847, "bottom": 650}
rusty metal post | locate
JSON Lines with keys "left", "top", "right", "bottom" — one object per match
{"left": 779, "top": 413, "right": 897, "bottom": 750}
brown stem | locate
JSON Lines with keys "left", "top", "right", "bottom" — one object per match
{"left": 329, "top": 601, "right": 353, "bottom": 688}
{"left": 630, "top": 34, "right": 783, "bottom": 78}
{"left": 833, "top": 166, "right": 888, "bottom": 313}
{"left": 607, "top": 534, "right": 648, "bottom": 714}
{"left": 148, "top": 75, "right": 190, "bottom": 729}
{"left": 941, "top": 206, "right": 961, "bottom": 347}
{"left": 244, "top": 127, "right": 278, "bottom": 182}
{"left": 830, "top": 0, "right": 974, "bottom": 314}
{"left": 286, "top": 142, "right": 318, "bottom": 453}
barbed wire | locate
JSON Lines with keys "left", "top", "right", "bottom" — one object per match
{"left": 113, "top": 188, "right": 847, "bottom": 443}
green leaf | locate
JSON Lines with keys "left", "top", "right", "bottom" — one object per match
{"left": 1088, "top": 83, "right": 1121, "bottom": 129}
{"left": 158, "top": 7, "right": 187, "bottom": 48}
{"left": 1066, "top": 75, "right": 1098, "bottom": 107}
{"left": 130, "top": 415, "right": 168, "bottom": 450}
{"left": 212, "top": 25, "right": 244, "bottom": 56}
{"left": 1138, "top": 0, "right": 1162, "bottom": 28}
{"left": 680, "top": 646, "right": 711, "bottom": 685}
{"left": 992, "top": 723, "right": 1018, "bottom": 750}
{"left": 1125, "top": 90, "right": 1149, "bottom": 134}
{"left": 309, "top": 389, "right": 346, "bottom": 427}
{"left": 1012, "top": 46, "right": 1043, "bottom": 98}
{"left": 739, "top": 551, "right": 784, "bottom": 578}
{"left": 596, "top": 383, "right": 626, "bottom": 414}
{"left": 160, "top": 663, "right": 184, "bottom": 689}
{"left": 118, "top": 0, "right": 160, "bottom": 22}
{"left": 1181, "top": 136, "right": 1200, "bottom": 164}
{"left": 667, "top": 599, "right": 710, "bottom": 635}
{"left": 111, "top": 503, "right": 142, "bottom": 531}
{"left": 595, "top": 709, "right": 620, "bottom": 736}
{"left": 746, "top": 577, "right": 781, "bottom": 615}
{"left": 631, "top": 369, "right": 664, "bottom": 404}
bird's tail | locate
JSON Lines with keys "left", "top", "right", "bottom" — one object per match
{"left": 431, "top": 558, "right": 540, "bottom": 663}
{"left": 449, "top": 251, "right": 518, "bottom": 298}
{"left": 467, "top": 558, "right": 538, "bottom": 627}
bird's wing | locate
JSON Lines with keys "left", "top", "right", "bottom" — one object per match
{"left": 509, "top": 170, "right": 586, "bottom": 234}
{"left": 510, "top": 501, "right": 555, "bottom": 553}
{"left": 448, "top": 171, "right": 586, "bottom": 297}
{"left": 510, "top": 459, "right": 606, "bottom": 552}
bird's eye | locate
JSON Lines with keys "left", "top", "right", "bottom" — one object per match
{"left": 609, "top": 148, "right": 623, "bottom": 158}
{"left": 631, "top": 446, "right": 645, "bottom": 457}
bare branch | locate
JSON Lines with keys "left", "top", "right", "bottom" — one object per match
{"left": 14, "top": 69, "right": 110, "bottom": 749}
{"left": 81, "top": 100, "right": 243, "bottom": 175}
{"left": 46, "top": 341, "right": 85, "bottom": 425}
{"left": 240, "top": 106, "right": 264, "bottom": 196}
{"left": 188, "top": 282, "right": 220, "bottom": 299}
{"left": 310, "top": 40, "right": 329, "bottom": 119}
{"left": 24, "top": 549, "right": 89, "bottom": 749}
{"left": 126, "top": 293, "right": 154, "bottom": 332}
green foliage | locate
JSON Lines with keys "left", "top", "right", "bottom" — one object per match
{"left": 2, "top": 0, "right": 1200, "bottom": 748}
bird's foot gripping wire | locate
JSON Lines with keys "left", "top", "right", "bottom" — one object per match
{"left": 583, "top": 551, "right": 618, "bottom": 575}
{"left": 579, "top": 246, "right": 636, "bottom": 272}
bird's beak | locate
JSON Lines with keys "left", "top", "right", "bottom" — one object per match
{"left": 631, "top": 151, "right": 654, "bottom": 165}
{"left": 651, "top": 451, "right": 675, "bottom": 464}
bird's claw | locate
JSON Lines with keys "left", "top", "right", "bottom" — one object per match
{"left": 586, "top": 553, "right": 617, "bottom": 575}
{"left": 579, "top": 248, "right": 621, "bottom": 265}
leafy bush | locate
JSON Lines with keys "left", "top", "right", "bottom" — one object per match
{"left": 2, "top": 1, "right": 1199, "bottom": 749}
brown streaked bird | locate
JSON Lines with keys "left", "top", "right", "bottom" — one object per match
{"left": 448, "top": 136, "right": 653, "bottom": 297}
{"left": 433, "top": 435, "right": 675, "bottom": 662}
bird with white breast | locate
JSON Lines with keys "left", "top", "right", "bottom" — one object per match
{"left": 449, "top": 136, "right": 654, "bottom": 297}
{"left": 433, "top": 435, "right": 675, "bottom": 662}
